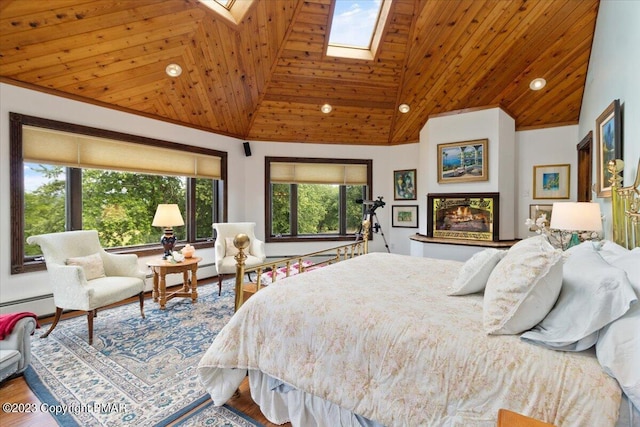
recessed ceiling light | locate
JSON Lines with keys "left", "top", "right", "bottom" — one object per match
{"left": 398, "top": 103, "right": 410, "bottom": 113}
{"left": 321, "top": 104, "right": 332, "bottom": 114}
{"left": 529, "top": 77, "right": 546, "bottom": 91}
{"left": 165, "top": 63, "right": 182, "bottom": 77}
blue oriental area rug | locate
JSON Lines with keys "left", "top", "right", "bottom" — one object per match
{"left": 25, "top": 280, "right": 262, "bottom": 427}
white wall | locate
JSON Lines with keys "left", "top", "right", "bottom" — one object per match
{"left": 516, "top": 126, "right": 580, "bottom": 238}
{"left": 418, "top": 108, "right": 516, "bottom": 240}
{"left": 0, "top": 83, "right": 416, "bottom": 315}
{"left": 578, "top": 0, "right": 640, "bottom": 236}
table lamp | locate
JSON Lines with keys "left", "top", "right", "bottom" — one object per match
{"left": 152, "top": 204, "right": 185, "bottom": 259}
{"left": 550, "top": 202, "right": 602, "bottom": 250}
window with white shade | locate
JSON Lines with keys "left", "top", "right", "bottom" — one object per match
{"left": 11, "top": 113, "right": 227, "bottom": 273}
{"left": 266, "top": 157, "right": 372, "bottom": 242}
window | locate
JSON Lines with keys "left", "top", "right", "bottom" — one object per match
{"left": 11, "top": 113, "right": 227, "bottom": 274}
{"left": 326, "top": 0, "right": 391, "bottom": 60}
{"left": 213, "top": 0, "right": 234, "bottom": 9}
{"left": 198, "top": 0, "right": 253, "bottom": 27}
{"left": 266, "top": 157, "right": 372, "bottom": 242}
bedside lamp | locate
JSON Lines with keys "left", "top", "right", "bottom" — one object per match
{"left": 152, "top": 204, "right": 185, "bottom": 259}
{"left": 550, "top": 202, "right": 602, "bottom": 250}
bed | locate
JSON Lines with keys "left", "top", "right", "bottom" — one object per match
{"left": 198, "top": 159, "right": 640, "bottom": 426}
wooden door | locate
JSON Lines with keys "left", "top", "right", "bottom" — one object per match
{"left": 577, "top": 131, "right": 593, "bottom": 202}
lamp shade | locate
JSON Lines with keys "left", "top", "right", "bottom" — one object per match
{"left": 152, "top": 204, "right": 185, "bottom": 227}
{"left": 550, "top": 202, "right": 602, "bottom": 231}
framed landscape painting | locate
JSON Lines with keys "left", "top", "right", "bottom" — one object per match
{"left": 392, "top": 205, "right": 418, "bottom": 228}
{"left": 437, "top": 139, "right": 488, "bottom": 183}
{"left": 533, "top": 164, "right": 570, "bottom": 199}
{"left": 595, "top": 99, "right": 622, "bottom": 197}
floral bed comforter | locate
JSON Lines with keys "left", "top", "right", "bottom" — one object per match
{"left": 197, "top": 252, "right": 621, "bottom": 426}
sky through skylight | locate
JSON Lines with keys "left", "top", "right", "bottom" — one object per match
{"left": 329, "top": 0, "right": 383, "bottom": 49}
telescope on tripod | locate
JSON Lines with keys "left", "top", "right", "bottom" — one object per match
{"left": 355, "top": 196, "right": 390, "bottom": 253}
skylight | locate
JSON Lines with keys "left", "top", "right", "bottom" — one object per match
{"left": 213, "top": 0, "right": 234, "bottom": 9}
{"left": 198, "top": 0, "right": 252, "bottom": 27}
{"left": 327, "top": 0, "right": 390, "bottom": 60}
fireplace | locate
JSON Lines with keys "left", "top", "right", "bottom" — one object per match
{"left": 427, "top": 193, "right": 499, "bottom": 242}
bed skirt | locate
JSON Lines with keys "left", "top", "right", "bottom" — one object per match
{"left": 248, "top": 370, "right": 383, "bottom": 427}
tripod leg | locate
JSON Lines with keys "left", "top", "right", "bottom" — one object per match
{"left": 371, "top": 213, "right": 391, "bottom": 253}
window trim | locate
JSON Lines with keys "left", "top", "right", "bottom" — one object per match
{"left": 10, "top": 112, "right": 228, "bottom": 274}
{"left": 265, "top": 156, "right": 372, "bottom": 243}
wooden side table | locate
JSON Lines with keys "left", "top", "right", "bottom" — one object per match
{"left": 147, "top": 257, "right": 202, "bottom": 309}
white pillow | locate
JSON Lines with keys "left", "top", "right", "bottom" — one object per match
{"left": 596, "top": 248, "right": 640, "bottom": 409}
{"left": 448, "top": 249, "right": 506, "bottom": 295}
{"left": 225, "top": 237, "right": 239, "bottom": 257}
{"left": 66, "top": 252, "right": 106, "bottom": 280}
{"left": 483, "top": 235, "right": 563, "bottom": 335}
{"left": 521, "top": 243, "right": 637, "bottom": 351}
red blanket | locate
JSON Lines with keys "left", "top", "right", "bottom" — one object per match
{"left": 0, "top": 312, "right": 39, "bottom": 340}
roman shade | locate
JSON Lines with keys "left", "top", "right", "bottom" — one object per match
{"left": 23, "top": 126, "right": 221, "bottom": 179}
{"left": 270, "top": 161, "right": 367, "bottom": 185}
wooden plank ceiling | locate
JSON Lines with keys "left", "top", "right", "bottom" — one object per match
{"left": 0, "top": 0, "right": 599, "bottom": 146}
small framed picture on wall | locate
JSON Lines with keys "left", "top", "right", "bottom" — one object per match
{"left": 533, "top": 164, "right": 570, "bottom": 199}
{"left": 392, "top": 205, "right": 419, "bottom": 228}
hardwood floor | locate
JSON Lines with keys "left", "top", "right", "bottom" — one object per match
{"left": 0, "top": 281, "right": 291, "bottom": 427}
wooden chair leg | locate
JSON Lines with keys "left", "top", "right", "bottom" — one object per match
{"left": 87, "top": 310, "right": 95, "bottom": 345}
{"left": 218, "top": 275, "right": 223, "bottom": 295}
{"left": 41, "top": 307, "right": 62, "bottom": 339}
{"left": 138, "top": 292, "right": 145, "bottom": 319}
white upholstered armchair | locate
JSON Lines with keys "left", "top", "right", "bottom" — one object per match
{"left": 26, "top": 230, "right": 146, "bottom": 345}
{"left": 213, "top": 222, "right": 266, "bottom": 295}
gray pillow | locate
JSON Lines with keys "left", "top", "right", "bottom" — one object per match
{"left": 521, "top": 242, "right": 637, "bottom": 351}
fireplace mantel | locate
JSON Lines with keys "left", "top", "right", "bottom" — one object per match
{"left": 410, "top": 234, "right": 518, "bottom": 248}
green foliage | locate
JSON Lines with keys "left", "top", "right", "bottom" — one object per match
{"left": 271, "top": 183, "right": 365, "bottom": 236}
{"left": 271, "top": 183, "right": 290, "bottom": 235}
{"left": 23, "top": 165, "right": 218, "bottom": 254}
{"left": 195, "top": 178, "right": 214, "bottom": 239}
{"left": 81, "top": 170, "right": 185, "bottom": 248}
{"left": 346, "top": 185, "right": 365, "bottom": 232}
{"left": 298, "top": 184, "right": 339, "bottom": 234}
{"left": 24, "top": 165, "right": 66, "bottom": 256}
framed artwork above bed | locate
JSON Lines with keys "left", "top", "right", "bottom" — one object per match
{"left": 427, "top": 192, "right": 499, "bottom": 241}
